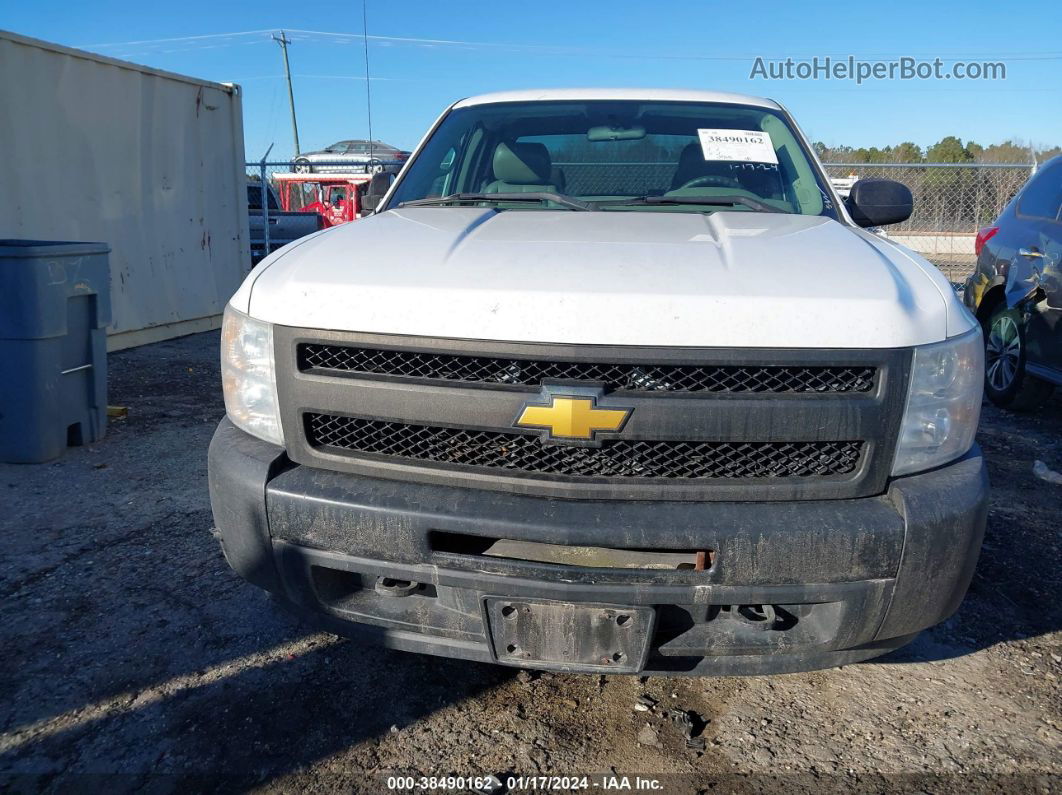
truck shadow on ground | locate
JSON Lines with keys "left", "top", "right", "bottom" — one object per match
{"left": 1, "top": 608, "right": 517, "bottom": 788}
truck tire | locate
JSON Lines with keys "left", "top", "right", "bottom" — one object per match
{"left": 294, "top": 158, "right": 312, "bottom": 174}
{"left": 983, "top": 306, "right": 1054, "bottom": 411}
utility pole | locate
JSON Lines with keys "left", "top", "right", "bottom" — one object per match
{"left": 273, "top": 30, "right": 301, "bottom": 156}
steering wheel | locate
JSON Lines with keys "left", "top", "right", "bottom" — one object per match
{"left": 678, "top": 174, "right": 742, "bottom": 190}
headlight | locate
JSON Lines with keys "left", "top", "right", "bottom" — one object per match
{"left": 892, "top": 327, "right": 983, "bottom": 476}
{"left": 220, "top": 305, "right": 284, "bottom": 446}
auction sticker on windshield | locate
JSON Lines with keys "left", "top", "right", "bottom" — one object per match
{"left": 697, "top": 129, "right": 778, "bottom": 163}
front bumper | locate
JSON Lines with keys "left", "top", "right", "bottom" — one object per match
{"left": 208, "top": 419, "right": 988, "bottom": 676}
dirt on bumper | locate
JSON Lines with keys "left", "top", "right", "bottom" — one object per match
{"left": 208, "top": 419, "right": 988, "bottom": 676}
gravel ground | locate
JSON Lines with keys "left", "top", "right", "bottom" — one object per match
{"left": 1, "top": 331, "right": 1059, "bottom": 794}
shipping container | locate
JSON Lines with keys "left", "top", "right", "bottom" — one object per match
{"left": 0, "top": 29, "right": 250, "bottom": 349}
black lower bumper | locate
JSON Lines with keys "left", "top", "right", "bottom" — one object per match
{"left": 208, "top": 419, "right": 989, "bottom": 676}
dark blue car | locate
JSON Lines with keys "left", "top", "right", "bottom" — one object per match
{"left": 965, "top": 156, "right": 1062, "bottom": 410}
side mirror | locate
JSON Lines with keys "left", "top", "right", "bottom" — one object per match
{"left": 361, "top": 193, "right": 381, "bottom": 213}
{"left": 845, "top": 178, "right": 913, "bottom": 227}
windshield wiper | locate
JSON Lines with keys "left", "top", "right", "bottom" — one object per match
{"left": 595, "top": 195, "right": 789, "bottom": 214}
{"left": 397, "top": 192, "right": 594, "bottom": 211}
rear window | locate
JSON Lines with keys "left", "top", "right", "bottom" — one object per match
{"left": 1017, "top": 161, "right": 1062, "bottom": 221}
{"left": 247, "top": 184, "right": 278, "bottom": 210}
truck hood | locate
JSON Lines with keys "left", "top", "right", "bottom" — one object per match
{"left": 237, "top": 208, "right": 967, "bottom": 348}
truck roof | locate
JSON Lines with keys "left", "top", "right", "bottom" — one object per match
{"left": 453, "top": 88, "right": 781, "bottom": 110}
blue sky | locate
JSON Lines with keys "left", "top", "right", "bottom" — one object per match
{"left": 4, "top": 0, "right": 1061, "bottom": 161}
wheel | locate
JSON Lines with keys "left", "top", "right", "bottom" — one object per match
{"left": 293, "top": 158, "right": 312, "bottom": 174}
{"left": 367, "top": 158, "right": 385, "bottom": 175}
{"left": 983, "top": 307, "right": 1054, "bottom": 410}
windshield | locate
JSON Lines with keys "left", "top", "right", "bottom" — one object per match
{"left": 385, "top": 100, "right": 836, "bottom": 217}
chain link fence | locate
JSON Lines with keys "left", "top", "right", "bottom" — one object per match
{"left": 823, "top": 163, "right": 1033, "bottom": 283}
{"left": 246, "top": 160, "right": 401, "bottom": 260}
{"left": 246, "top": 159, "right": 1034, "bottom": 283}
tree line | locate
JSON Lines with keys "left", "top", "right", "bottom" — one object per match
{"left": 813, "top": 137, "right": 1061, "bottom": 165}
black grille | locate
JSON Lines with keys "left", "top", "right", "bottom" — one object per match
{"left": 305, "top": 414, "right": 864, "bottom": 480}
{"left": 298, "top": 344, "right": 876, "bottom": 394}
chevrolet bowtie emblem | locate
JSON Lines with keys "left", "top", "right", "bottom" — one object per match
{"left": 514, "top": 387, "right": 632, "bottom": 443}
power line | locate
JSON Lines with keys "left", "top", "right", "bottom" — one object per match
{"left": 80, "top": 29, "right": 277, "bottom": 48}
{"left": 81, "top": 29, "right": 1062, "bottom": 63}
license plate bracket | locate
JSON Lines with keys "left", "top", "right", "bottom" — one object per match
{"left": 484, "top": 598, "right": 655, "bottom": 673}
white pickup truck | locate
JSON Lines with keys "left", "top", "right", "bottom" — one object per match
{"left": 210, "top": 89, "right": 988, "bottom": 676}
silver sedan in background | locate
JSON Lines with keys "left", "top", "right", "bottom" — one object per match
{"left": 293, "top": 139, "right": 410, "bottom": 174}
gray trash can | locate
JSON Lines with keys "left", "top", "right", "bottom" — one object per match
{"left": 0, "top": 240, "right": 111, "bottom": 463}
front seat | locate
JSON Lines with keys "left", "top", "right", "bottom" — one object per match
{"left": 670, "top": 142, "right": 741, "bottom": 191}
{"left": 485, "top": 142, "right": 558, "bottom": 193}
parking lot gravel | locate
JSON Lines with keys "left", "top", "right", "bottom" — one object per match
{"left": 1, "top": 331, "right": 1059, "bottom": 793}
